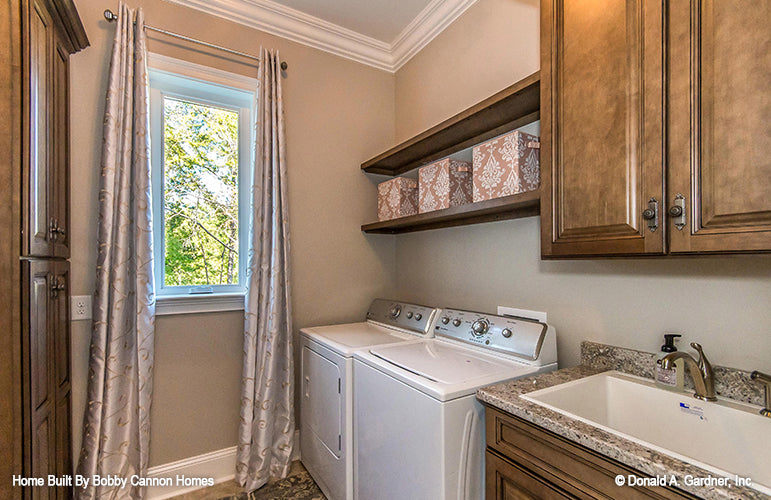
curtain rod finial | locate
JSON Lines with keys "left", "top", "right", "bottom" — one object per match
{"left": 104, "top": 9, "right": 118, "bottom": 22}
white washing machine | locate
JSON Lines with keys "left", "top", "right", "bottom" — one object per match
{"left": 353, "top": 308, "right": 558, "bottom": 500}
{"left": 300, "top": 299, "right": 439, "bottom": 500}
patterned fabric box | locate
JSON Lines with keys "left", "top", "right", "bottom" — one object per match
{"left": 377, "top": 177, "right": 418, "bottom": 221}
{"left": 418, "top": 158, "right": 473, "bottom": 213}
{"left": 472, "top": 130, "right": 540, "bottom": 202}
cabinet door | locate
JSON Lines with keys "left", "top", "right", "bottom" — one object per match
{"left": 668, "top": 0, "right": 771, "bottom": 253}
{"left": 51, "top": 38, "right": 70, "bottom": 258}
{"left": 486, "top": 450, "right": 572, "bottom": 500}
{"left": 52, "top": 261, "right": 72, "bottom": 497}
{"left": 540, "top": 0, "right": 666, "bottom": 257}
{"left": 23, "top": 260, "right": 56, "bottom": 500}
{"left": 24, "top": 0, "right": 54, "bottom": 257}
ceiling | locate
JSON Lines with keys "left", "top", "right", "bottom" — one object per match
{"left": 272, "top": 0, "right": 433, "bottom": 43}
{"left": 164, "top": 0, "right": 479, "bottom": 72}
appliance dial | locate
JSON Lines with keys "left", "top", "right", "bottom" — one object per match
{"left": 501, "top": 328, "right": 513, "bottom": 338}
{"left": 452, "top": 318, "right": 462, "bottom": 327}
{"left": 471, "top": 319, "right": 490, "bottom": 337}
{"left": 390, "top": 305, "right": 401, "bottom": 318}
{"left": 415, "top": 313, "right": 422, "bottom": 321}
{"left": 441, "top": 317, "right": 450, "bottom": 325}
{"left": 406, "top": 311, "right": 413, "bottom": 319}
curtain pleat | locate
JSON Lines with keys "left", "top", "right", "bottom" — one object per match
{"left": 76, "top": 2, "right": 155, "bottom": 498}
{"left": 236, "top": 47, "right": 294, "bottom": 492}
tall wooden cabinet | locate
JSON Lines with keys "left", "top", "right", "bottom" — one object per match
{"left": 1, "top": 1, "right": 87, "bottom": 498}
{"left": 541, "top": 0, "right": 771, "bottom": 257}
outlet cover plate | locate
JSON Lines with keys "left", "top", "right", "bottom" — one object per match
{"left": 71, "top": 295, "right": 92, "bottom": 321}
{"left": 497, "top": 306, "right": 547, "bottom": 323}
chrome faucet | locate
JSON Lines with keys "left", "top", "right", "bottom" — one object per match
{"left": 660, "top": 342, "right": 717, "bottom": 401}
{"left": 750, "top": 371, "right": 771, "bottom": 418}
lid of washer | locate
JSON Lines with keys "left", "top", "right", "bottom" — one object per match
{"left": 302, "top": 322, "right": 412, "bottom": 349}
{"left": 369, "top": 341, "right": 524, "bottom": 385}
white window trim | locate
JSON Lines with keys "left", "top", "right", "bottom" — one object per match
{"left": 155, "top": 293, "right": 245, "bottom": 316}
{"left": 148, "top": 54, "right": 257, "bottom": 314}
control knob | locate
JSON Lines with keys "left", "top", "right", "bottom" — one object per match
{"left": 406, "top": 311, "right": 413, "bottom": 319}
{"left": 390, "top": 305, "right": 401, "bottom": 318}
{"left": 441, "top": 317, "right": 450, "bottom": 325}
{"left": 415, "top": 313, "right": 422, "bottom": 321}
{"left": 471, "top": 319, "right": 490, "bottom": 337}
{"left": 501, "top": 328, "right": 513, "bottom": 338}
{"left": 452, "top": 318, "right": 462, "bottom": 327}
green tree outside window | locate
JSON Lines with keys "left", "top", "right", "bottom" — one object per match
{"left": 163, "top": 98, "right": 240, "bottom": 287}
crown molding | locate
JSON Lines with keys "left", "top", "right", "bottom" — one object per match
{"left": 163, "top": 0, "right": 479, "bottom": 72}
{"left": 391, "top": 0, "right": 478, "bottom": 71}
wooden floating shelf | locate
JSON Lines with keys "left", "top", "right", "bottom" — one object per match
{"left": 362, "top": 72, "right": 540, "bottom": 176}
{"left": 362, "top": 190, "right": 540, "bottom": 234}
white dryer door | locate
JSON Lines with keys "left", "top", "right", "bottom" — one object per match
{"left": 303, "top": 345, "right": 342, "bottom": 457}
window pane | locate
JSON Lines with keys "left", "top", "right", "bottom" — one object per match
{"left": 163, "top": 97, "right": 240, "bottom": 287}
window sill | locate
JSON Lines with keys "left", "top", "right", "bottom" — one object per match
{"left": 156, "top": 293, "right": 245, "bottom": 316}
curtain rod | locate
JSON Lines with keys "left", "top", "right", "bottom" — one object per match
{"left": 103, "top": 9, "right": 288, "bottom": 71}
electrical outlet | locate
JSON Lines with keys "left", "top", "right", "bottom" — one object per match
{"left": 497, "top": 306, "right": 547, "bottom": 323}
{"left": 71, "top": 295, "right": 92, "bottom": 321}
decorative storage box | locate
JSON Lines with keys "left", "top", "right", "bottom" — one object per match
{"left": 472, "top": 130, "right": 540, "bottom": 202}
{"left": 377, "top": 177, "right": 418, "bottom": 221}
{"left": 418, "top": 158, "right": 473, "bottom": 213}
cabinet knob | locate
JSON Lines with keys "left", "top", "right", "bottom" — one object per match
{"left": 669, "top": 194, "right": 687, "bottom": 231}
{"left": 50, "top": 277, "right": 66, "bottom": 298}
{"left": 642, "top": 198, "right": 659, "bottom": 232}
{"left": 49, "top": 218, "right": 66, "bottom": 240}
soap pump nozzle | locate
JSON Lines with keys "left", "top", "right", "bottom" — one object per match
{"left": 661, "top": 334, "right": 681, "bottom": 353}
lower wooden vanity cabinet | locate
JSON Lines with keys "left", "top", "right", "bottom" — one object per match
{"left": 484, "top": 406, "right": 698, "bottom": 500}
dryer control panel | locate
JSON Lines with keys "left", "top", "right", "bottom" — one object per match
{"left": 435, "top": 309, "right": 551, "bottom": 362}
{"left": 365, "top": 299, "right": 438, "bottom": 337}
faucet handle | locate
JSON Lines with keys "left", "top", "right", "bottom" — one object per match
{"left": 690, "top": 342, "right": 710, "bottom": 367}
{"left": 751, "top": 371, "right": 771, "bottom": 418}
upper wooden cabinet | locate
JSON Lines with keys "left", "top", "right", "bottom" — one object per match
{"left": 668, "top": 0, "right": 771, "bottom": 253}
{"left": 22, "top": 0, "right": 85, "bottom": 258}
{"left": 541, "top": 0, "right": 771, "bottom": 257}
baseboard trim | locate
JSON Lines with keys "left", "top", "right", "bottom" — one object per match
{"left": 146, "top": 430, "right": 301, "bottom": 499}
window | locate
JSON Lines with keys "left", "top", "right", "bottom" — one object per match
{"left": 148, "top": 55, "right": 255, "bottom": 312}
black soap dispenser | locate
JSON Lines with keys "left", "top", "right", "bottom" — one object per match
{"left": 656, "top": 333, "right": 684, "bottom": 391}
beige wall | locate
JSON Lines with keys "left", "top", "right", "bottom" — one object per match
{"left": 69, "top": 0, "right": 396, "bottom": 466}
{"left": 395, "top": 0, "right": 539, "bottom": 142}
{"left": 392, "top": 0, "right": 771, "bottom": 372}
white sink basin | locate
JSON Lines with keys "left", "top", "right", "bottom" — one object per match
{"left": 521, "top": 371, "right": 771, "bottom": 495}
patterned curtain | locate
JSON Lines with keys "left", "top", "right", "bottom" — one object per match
{"left": 76, "top": 3, "right": 155, "bottom": 499}
{"left": 236, "top": 48, "right": 294, "bottom": 492}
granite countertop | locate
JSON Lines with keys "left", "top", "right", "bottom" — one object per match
{"left": 477, "top": 365, "right": 768, "bottom": 500}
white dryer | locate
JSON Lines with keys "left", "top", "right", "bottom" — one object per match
{"left": 300, "top": 299, "right": 439, "bottom": 500}
{"left": 353, "top": 308, "right": 558, "bottom": 500}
